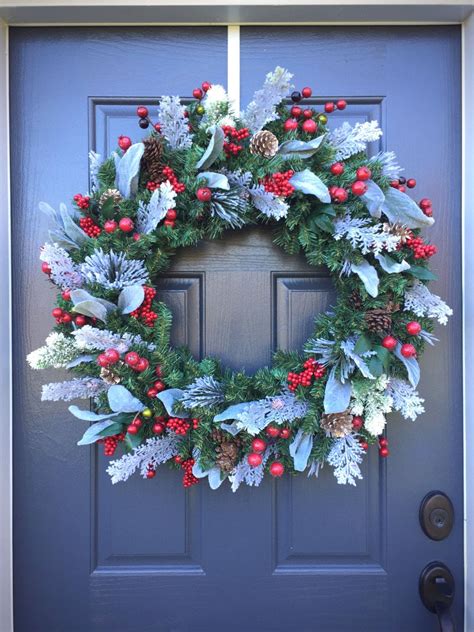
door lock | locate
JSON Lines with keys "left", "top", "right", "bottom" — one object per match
{"left": 419, "top": 562, "right": 456, "bottom": 631}
{"left": 419, "top": 491, "right": 454, "bottom": 540}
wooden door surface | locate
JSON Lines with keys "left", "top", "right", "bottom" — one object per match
{"left": 11, "top": 26, "right": 462, "bottom": 631}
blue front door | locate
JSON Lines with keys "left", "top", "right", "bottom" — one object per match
{"left": 11, "top": 25, "right": 462, "bottom": 631}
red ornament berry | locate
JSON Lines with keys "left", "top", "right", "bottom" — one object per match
{"left": 97, "top": 353, "right": 110, "bottom": 368}
{"left": 290, "top": 106, "right": 302, "bottom": 118}
{"left": 283, "top": 118, "right": 298, "bottom": 132}
{"left": 330, "top": 162, "right": 345, "bottom": 176}
{"left": 41, "top": 262, "right": 52, "bottom": 275}
{"left": 324, "top": 102, "right": 336, "bottom": 113}
{"left": 193, "top": 88, "right": 203, "bottom": 100}
{"left": 61, "top": 313, "right": 72, "bottom": 324}
{"left": 351, "top": 180, "right": 368, "bottom": 196}
{"left": 360, "top": 441, "right": 369, "bottom": 451}
{"left": 382, "top": 336, "right": 397, "bottom": 351}
{"left": 166, "top": 209, "right": 177, "bottom": 221}
{"left": 196, "top": 187, "right": 212, "bottom": 202}
{"left": 251, "top": 438, "right": 267, "bottom": 453}
{"left": 269, "top": 461, "right": 285, "bottom": 477}
{"left": 406, "top": 321, "right": 422, "bottom": 336}
{"left": 356, "top": 166, "right": 372, "bottom": 181}
{"left": 146, "top": 469, "right": 156, "bottom": 479}
{"left": 127, "top": 424, "right": 138, "bottom": 435}
{"left": 407, "top": 178, "right": 417, "bottom": 188}
{"left": 119, "top": 217, "right": 134, "bottom": 233}
{"left": 52, "top": 307, "right": 63, "bottom": 319}
{"left": 137, "top": 106, "right": 149, "bottom": 118}
{"left": 153, "top": 421, "right": 165, "bottom": 435}
{"left": 164, "top": 219, "right": 175, "bottom": 228}
{"left": 104, "top": 348, "right": 120, "bottom": 364}
{"left": 153, "top": 380, "right": 165, "bottom": 392}
{"left": 104, "top": 219, "right": 118, "bottom": 234}
{"left": 419, "top": 198, "right": 432, "bottom": 210}
{"left": 400, "top": 343, "right": 417, "bottom": 358}
{"left": 302, "top": 119, "right": 317, "bottom": 134}
{"left": 154, "top": 123, "right": 161, "bottom": 133}
{"left": 147, "top": 388, "right": 158, "bottom": 398}
{"left": 266, "top": 425, "right": 281, "bottom": 439}
{"left": 280, "top": 427, "right": 291, "bottom": 439}
{"left": 379, "top": 437, "right": 388, "bottom": 448}
{"left": 247, "top": 453, "right": 263, "bottom": 468}
{"left": 118, "top": 135, "right": 132, "bottom": 151}
{"left": 331, "top": 187, "right": 348, "bottom": 204}
{"left": 336, "top": 99, "right": 347, "bottom": 110}
{"left": 352, "top": 416, "right": 364, "bottom": 431}
{"left": 301, "top": 86, "right": 312, "bottom": 98}
{"left": 61, "top": 290, "right": 71, "bottom": 301}
{"left": 303, "top": 108, "right": 314, "bottom": 119}
{"left": 135, "top": 357, "right": 150, "bottom": 372}
{"left": 379, "top": 446, "right": 390, "bottom": 458}
{"left": 173, "top": 455, "right": 183, "bottom": 464}
{"left": 124, "top": 351, "right": 140, "bottom": 367}
{"left": 202, "top": 81, "right": 211, "bottom": 92}
{"left": 74, "top": 315, "right": 87, "bottom": 327}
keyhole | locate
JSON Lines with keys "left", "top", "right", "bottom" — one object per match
{"left": 430, "top": 508, "right": 448, "bottom": 529}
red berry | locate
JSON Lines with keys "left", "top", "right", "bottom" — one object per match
{"left": 119, "top": 217, "right": 134, "bottom": 233}
{"left": 302, "top": 119, "right": 317, "bottom": 134}
{"left": 266, "top": 425, "right": 281, "bottom": 439}
{"left": 104, "top": 348, "right": 120, "bottom": 364}
{"left": 118, "top": 135, "right": 132, "bottom": 151}
{"left": 104, "top": 219, "right": 117, "bottom": 234}
{"left": 153, "top": 422, "right": 165, "bottom": 435}
{"left": 283, "top": 118, "right": 298, "bottom": 132}
{"left": 147, "top": 388, "right": 158, "bottom": 398}
{"left": 193, "top": 88, "right": 203, "bottom": 99}
{"left": 133, "top": 418, "right": 142, "bottom": 428}
{"left": 407, "top": 178, "right": 417, "bottom": 188}
{"left": 174, "top": 455, "right": 183, "bottom": 464}
{"left": 330, "top": 162, "right": 345, "bottom": 176}
{"left": 153, "top": 380, "right": 165, "bottom": 392}
{"left": 41, "top": 262, "right": 51, "bottom": 275}
{"left": 336, "top": 99, "right": 347, "bottom": 110}
{"left": 196, "top": 187, "right": 212, "bottom": 202}
{"left": 154, "top": 123, "right": 161, "bottom": 133}
{"left": 202, "top": 81, "right": 211, "bottom": 92}
{"left": 360, "top": 441, "right": 369, "bottom": 451}
{"left": 382, "top": 335, "right": 397, "bottom": 351}
{"left": 61, "top": 290, "right": 71, "bottom": 301}
{"left": 124, "top": 351, "right": 140, "bottom": 367}
{"left": 379, "top": 446, "right": 390, "bottom": 458}
{"left": 137, "top": 106, "right": 149, "bottom": 118}
{"left": 75, "top": 315, "right": 87, "bottom": 327}
{"left": 419, "top": 198, "right": 432, "bottom": 210}
{"left": 390, "top": 180, "right": 400, "bottom": 188}
{"left": 301, "top": 86, "right": 312, "bottom": 98}
{"left": 356, "top": 166, "right": 372, "bottom": 181}
{"left": 247, "top": 453, "right": 263, "bottom": 468}
{"left": 155, "top": 365, "right": 163, "bottom": 377}
{"left": 61, "top": 313, "right": 72, "bottom": 324}
{"left": 352, "top": 416, "right": 364, "bottom": 431}
{"left": 146, "top": 469, "right": 156, "bottom": 479}
{"left": 406, "top": 321, "right": 422, "bottom": 336}
{"left": 400, "top": 343, "right": 417, "bottom": 358}
{"left": 303, "top": 108, "right": 313, "bottom": 119}
{"left": 135, "top": 357, "right": 150, "bottom": 372}
{"left": 398, "top": 186, "right": 406, "bottom": 193}
{"left": 290, "top": 106, "right": 302, "bottom": 118}
{"left": 269, "top": 461, "right": 285, "bottom": 477}
{"left": 133, "top": 233, "right": 141, "bottom": 241}
{"left": 331, "top": 187, "right": 348, "bottom": 204}
{"left": 351, "top": 180, "right": 368, "bottom": 196}
{"left": 280, "top": 427, "right": 291, "bottom": 439}
{"left": 127, "top": 424, "right": 138, "bottom": 435}
{"left": 166, "top": 209, "right": 177, "bottom": 221}
{"left": 97, "top": 354, "right": 110, "bottom": 368}
{"left": 52, "top": 307, "right": 63, "bottom": 319}
{"left": 379, "top": 437, "right": 388, "bottom": 448}
{"left": 251, "top": 438, "right": 267, "bottom": 453}
{"left": 324, "top": 102, "right": 335, "bottom": 113}
{"left": 164, "top": 219, "right": 175, "bottom": 228}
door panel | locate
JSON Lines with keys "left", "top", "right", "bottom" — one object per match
{"left": 11, "top": 25, "right": 462, "bottom": 632}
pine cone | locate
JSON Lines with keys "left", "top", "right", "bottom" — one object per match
{"left": 350, "top": 290, "right": 363, "bottom": 310}
{"left": 320, "top": 411, "right": 353, "bottom": 438}
{"left": 142, "top": 136, "right": 166, "bottom": 182}
{"left": 249, "top": 130, "right": 279, "bottom": 158}
{"left": 216, "top": 441, "right": 240, "bottom": 473}
{"left": 365, "top": 308, "right": 392, "bottom": 333}
{"left": 100, "top": 366, "right": 121, "bottom": 385}
{"left": 99, "top": 188, "right": 122, "bottom": 207}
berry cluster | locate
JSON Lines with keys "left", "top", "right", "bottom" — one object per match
{"left": 146, "top": 378, "right": 165, "bottom": 398}
{"left": 130, "top": 286, "right": 158, "bottom": 327}
{"left": 127, "top": 416, "right": 143, "bottom": 435}
{"left": 167, "top": 417, "right": 191, "bottom": 436}
{"left": 51, "top": 307, "right": 73, "bottom": 325}
{"left": 222, "top": 125, "right": 250, "bottom": 157}
{"left": 390, "top": 176, "right": 417, "bottom": 194}
{"left": 324, "top": 99, "right": 347, "bottom": 113}
{"left": 79, "top": 216, "right": 101, "bottom": 238}
{"left": 97, "top": 347, "right": 121, "bottom": 368}
{"left": 287, "top": 358, "right": 325, "bottom": 392}
{"left": 73, "top": 193, "right": 90, "bottom": 210}
{"left": 379, "top": 436, "right": 390, "bottom": 458}
{"left": 262, "top": 170, "right": 295, "bottom": 197}
{"left": 99, "top": 432, "right": 126, "bottom": 457}
{"left": 329, "top": 185, "right": 348, "bottom": 204}
{"left": 181, "top": 458, "right": 199, "bottom": 488}
{"left": 152, "top": 416, "right": 166, "bottom": 434}
{"left": 266, "top": 425, "right": 291, "bottom": 439}
{"left": 124, "top": 351, "right": 150, "bottom": 372}
{"left": 419, "top": 197, "right": 434, "bottom": 217}
{"left": 405, "top": 234, "right": 437, "bottom": 259}
{"left": 163, "top": 166, "right": 186, "bottom": 193}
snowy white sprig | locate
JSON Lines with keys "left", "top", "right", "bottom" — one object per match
{"left": 81, "top": 248, "right": 148, "bottom": 290}
{"left": 350, "top": 375, "right": 393, "bottom": 436}
{"left": 136, "top": 181, "right": 177, "bottom": 234}
{"left": 328, "top": 121, "right": 383, "bottom": 160}
{"left": 180, "top": 376, "right": 225, "bottom": 409}
{"left": 368, "top": 151, "right": 403, "bottom": 180}
{"left": 201, "top": 84, "right": 235, "bottom": 128}
{"left": 88, "top": 150, "right": 102, "bottom": 192}
{"left": 229, "top": 446, "right": 275, "bottom": 492}
{"left": 334, "top": 214, "right": 400, "bottom": 255}
{"left": 386, "top": 378, "right": 425, "bottom": 421}
{"left": 230, "top": 392, "right": 308, "bottom": 436}
{"left": 27, "top": 332, "right": 80, "bottom": 369}
{"left": 327, "top": 434, "right": 364, "bottom": 486}
{"left": 157, "top": 95, "right": 193, "bottom": 150}
{"left": 41, "top": 377, "right": 107, "bottom": 402}
{"left": 72, "top": 325, "right": 155, "bottom": 353}
{"left": 249, "top": 185, "right": 289, "bottom": 220}
{"left": 40, "top": 243, "right": 84, "bottom": 290}
{"left": 404, "top": 280, "right": 453, "bottom": 325}
{"left": 242, "top": 66, "right": 294, "bottom": 132}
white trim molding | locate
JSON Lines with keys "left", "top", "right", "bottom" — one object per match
{"left": 0, "top": 6, "right": 472, "bottom": 632}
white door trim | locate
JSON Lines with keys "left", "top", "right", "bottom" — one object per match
{"left": 1, "top": 9, "right": 472, "bottom": 632}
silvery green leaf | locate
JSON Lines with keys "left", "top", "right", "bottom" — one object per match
{"left": 361, "top": 180, "right": 385, "bottom": 218}
{"left": 59, "top": 204, "right": 89, "bottom": 246}
{"left": 199, "top": 171, "right": 230, "bottom": 190}
{"left": 108, "top": 384, "right": 144, "bottom": 413}
{"left": 157, "top": 388, "right": 188, "bottom": 418}
{"left": 214, "top": 402, "right": 253, "bottom": 423}
{"left": 48, "top": 229, "right": 79, "bottom": 250}
{"left": 72, "top": 300, "right": 108, "bottom": 322}
{"left": 208, "top": 468, "right": 226, "bottom": 489}
{"left": 290, "top": 169, "right": 331, "bottom": 203}
{"left": 118, "top": 285, "right": 145, "bottom": 314}
{"left": 375, "top": 253, "right": 410, "bottom": 274}
{"left": 323, "top": 367, "right": 352, "bottom": 414}
{"left": 289, "top": 429, "right": 313, "bottom": 471}
{"left": 69, "top": 405, "right": 119, "bottom": 421}
{"left": 66, "top": 355, "right": 95, "bottom": 368}
{"left": 70, "top": 289, "right": 116, "bottom": 313}
{"left": 196, "top": 125, "right": 225, "bottom": 170}
{"left": 220, "top": 422, "right": 241, "bottom": 436}
{"left": 115, "top": 143, "right": 145, "bottom": 198}
{"left": 277, "top": 135, "right": 326, "bottom": 159}
{"left": 39, "top": 201, "right": 61, "bottom": 225}
{"left": 394, "top": 343, "right": 420, "bottom": 387}
{"left": 420, "top": 330, "right": 439, "bottom": 346}
{"left": 381, "top": 186, "right": 435, "bottom": 228}
{"left": 351, "top": 260, "right": 379, "bottom": 297}
{"left": 192, "top": 459, "right": 211, "bottom": 479}
{"left": 77, "top": 419, "right": 117, "bottom": 445}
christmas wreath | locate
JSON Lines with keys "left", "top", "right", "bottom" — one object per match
{"left": 28, "top": 67, "right": 452, "bottom": 490}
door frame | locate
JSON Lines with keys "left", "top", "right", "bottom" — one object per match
{"left": 1, "top": 5, "right": 472, "bottom": 631}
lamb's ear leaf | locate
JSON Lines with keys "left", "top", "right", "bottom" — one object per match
{"left": 408, "top": 265, "right": 438, "bottom": 281}
{"left": 290, "top": 169, "right": 331, "bottom": 203}
{"left": 118, "top": 285, "right": 145, "bottom": 314}
{"left": 39, "top": 201, "right": 61, "bottom": 225}
{"left": 69, "top": 406, "right": 120, "bottom": 421}
{"left": 214, "top": 402, "right": 251, "bottom": 423}
{"left": 375, "top": 253, "right": 410, "bottom": 274}
{"left": 198, "top": 171, "right": 230, "bottom": 190}
{"left": 156, "top": 389, "right": 188, "bottom": 418}
{"left": 195, "top": 125, "right": 225, "bottom": 170}
{"left": 208, "top": 468, "right": 226, "bottom": 489}
{"left": 361, "top": 180, "right": 385, "bottom": 218}
{"left": 71, "top": 300, "right": 108, "bottom": 322}
{"left": 381, "top": 186, "right": 435, "bottom": 228}
{"left": 59, "top": 205, "right": 89, "bottom": 246}
{"left": 394, "top": 343, "right": 420, "bottom": 387}
{"left": 66, "top": 355, "right": 95, "bottom": 368}
{"left": 351, "top": 260, "right": 379, "bottom": 297}
{"left": 48, "top": 229, "right": 79, "bottom": 250}
{"left": 107, "top": 384, "right": 144, "bottom": 413}
{"left": 277, "top": 135, "right": 326, "bottom": 159}
{"left": 289, "top": 429, "right": 313, "bottom": 471}
{"left": 77, "top": 420, "right": 118, "bottom": 445}
{"left": 116, "top": 143, "right": 145, "bottom": 198}
{"left": 323, "top": 367, "right": 352, "bottom": 414}
{"left": 219, "top": 422, "right": 241, "bottom": 436}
